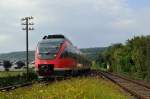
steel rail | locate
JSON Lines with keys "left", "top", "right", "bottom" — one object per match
{"left": 92, "top": 70, "right": 150, "bottom": 99}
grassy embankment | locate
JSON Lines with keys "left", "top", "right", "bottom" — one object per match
{"left": 0, "top": 77, "right": 132, "bottom": 99}
{"left": 0, "top": 70, "right": 37, "bottom": 87}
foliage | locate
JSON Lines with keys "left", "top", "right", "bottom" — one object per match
{"left": 97, "top": 35, "right": 150, "bottom": 80}
{"left": 0, "top": 71, "right": 37, "bottom": 87}
{"left": 81, "top": 47, "right": 107, "bottom": 60}
{"left": 0, "top": 71, "right": 24, "bottom": 78}
{"left": 15, "top": 61, "right": 25, "bottom": 69}
{"left": 97, "top": 36, "right": 150, "bottom": 79}
{"left": 3, "top": 60, "right": 12, "bottom": 71}
{"left": 0, "top": 77, "right": 131, "bottom": 99}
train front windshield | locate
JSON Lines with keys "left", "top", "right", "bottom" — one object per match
{"left": 38, "top": 39, "right": 64, "bottom": 59}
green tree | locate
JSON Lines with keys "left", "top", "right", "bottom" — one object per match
{"left": 98, "top": 35, "right": 150, "bottom": 80}
{"left": 15, "top": 61, "right": 25, "bottom": 69}
{"left": 3, "top": 60, "right": 12, "bottom": 71}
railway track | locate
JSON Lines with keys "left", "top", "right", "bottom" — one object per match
{"left": 0, "top": 82, "right": 33, "bottom": 92}
{"left": 91, "top": 70, "right": 150, "bottom": 99}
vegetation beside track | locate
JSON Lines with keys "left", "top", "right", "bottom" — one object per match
{"left": 0, "top": 71, "right": 25, "bottom": 78}
{"left": 96, "top": 35, "right": 150, "bottom": 80}
{"left": 0, "top": 70, "right": 37, "bottom": 87}
{"left": 0, "top": 77, "right": 132, "bottom": 99}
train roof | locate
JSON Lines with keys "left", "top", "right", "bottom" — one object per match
{"left": 39, "top": 39, "right": 64, "bottom": 44}
{"left": 42, "top": 34, "right": 73, "bottom": 45}
{"left": 43, "top": 34, "right": 65, "bottom": 40}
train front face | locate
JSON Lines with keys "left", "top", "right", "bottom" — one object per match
{"left": 35, "top": 38, "right": 75, "bottom": 78}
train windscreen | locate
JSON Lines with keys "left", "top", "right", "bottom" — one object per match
{"left": 38, "top": 39, "right": 64, "bottom": 59}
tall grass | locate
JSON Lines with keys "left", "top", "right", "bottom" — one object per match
{"left": 0, "top": 71, "right": 24, "bottom": 78}
{"left": 0, "top": 77, "right": 132, "bottom": 99}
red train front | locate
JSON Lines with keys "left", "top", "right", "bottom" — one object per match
{"left": 35, "top": 34, "right": 90, "bottom": 78}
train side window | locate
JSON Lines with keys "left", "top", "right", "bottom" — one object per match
{"left": 60, "top": 45, "right": 76, "bottom": 58}
{"left": 60, "top": 46, "right": 69, "bottom": 58}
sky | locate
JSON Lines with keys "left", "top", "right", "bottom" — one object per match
{"left": 0, "top": 0, "right": 150, "bottom": 53}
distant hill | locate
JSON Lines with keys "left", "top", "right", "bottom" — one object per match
{"left": 0, "top": 51, "right": 35, "bottom": 62}
{"left": 0, "top": 47, "right": 106, "bottom": 62}
{"left": 80, "top": 47, "right": 106, "bottom": 60}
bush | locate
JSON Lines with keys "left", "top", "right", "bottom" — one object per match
{"left": 15, "top": 61, "right": 25, "bottom": 69}
{"left": 0, "top": 71, "right": 37, "bottom": 87}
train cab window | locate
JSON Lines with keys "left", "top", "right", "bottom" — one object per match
{"left": 38, "top": 39, "right": 64, "bottom": 59}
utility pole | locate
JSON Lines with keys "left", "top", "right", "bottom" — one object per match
{"left": 21, "top": 16, "right": 34, "bottom": 80}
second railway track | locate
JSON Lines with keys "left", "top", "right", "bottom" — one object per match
{"left": 91, "top": 70, "right": 150, "bottom": 99}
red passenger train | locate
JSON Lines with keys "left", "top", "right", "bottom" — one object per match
{"left": 35, "top": 34, "right": 91, "bottom": 78}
